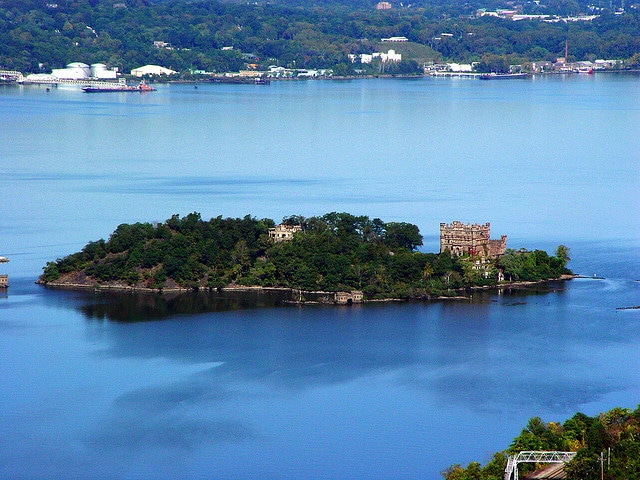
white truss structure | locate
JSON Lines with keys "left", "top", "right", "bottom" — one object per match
{"left": 504, "top": 451, "right": 577, "bottom": 480}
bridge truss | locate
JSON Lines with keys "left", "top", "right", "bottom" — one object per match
{"left": 504, "top": 451, "right": 577, "bottom": 480}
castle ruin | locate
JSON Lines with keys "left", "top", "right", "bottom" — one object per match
{"left": 268, "top": 224, "right": 302, "bottom": 242}
{"left": 440, "top": 221, "right": 507, "bottom": 258}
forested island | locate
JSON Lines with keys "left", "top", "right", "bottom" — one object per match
{"left": 443, "top": 405, "right": 640, "bottom": 480}
{"left": 38, "top": 212, "right": 571, "bottom": 300}
{"left": 1, "top": 0, "right": 640, "bottom": 77}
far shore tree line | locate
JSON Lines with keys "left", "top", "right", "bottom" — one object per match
{"left": 1, "top": 0, "right": 640, "bottom": 76}
{"left": 39, "top": 212, "right": 571, "bottom": 298}
{"left": 443, "top": 405, "right": 640, "bottom": 480}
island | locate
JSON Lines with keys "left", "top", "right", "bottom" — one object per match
{"left": 37, "top": 212, "right": 572, "bottom": 302}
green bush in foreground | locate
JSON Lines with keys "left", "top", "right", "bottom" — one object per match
{"left": 442, "top": 406, "right": 640, "bottom": 480}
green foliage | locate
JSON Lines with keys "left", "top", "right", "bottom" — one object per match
{"left": 1, "top": 0, "right": 639, "bottom": 76}
{"left": 443, "top": 406, "right": 640, "bottom": 480}
{"left": 41, "top": 261, "right": 60, "bottom": 282}
{"left": 498, "top": 246, "right": 570, "bottom": 282}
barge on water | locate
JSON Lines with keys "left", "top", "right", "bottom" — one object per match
{"left": 82, "top": 80, "right": 155, "bottom": 93}
{"left": 479, "top": 73, "right": 530, "bottom": 80}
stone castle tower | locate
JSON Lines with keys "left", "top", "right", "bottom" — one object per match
{"left": 439, "top": 221, "right": 507, "bottom": 258}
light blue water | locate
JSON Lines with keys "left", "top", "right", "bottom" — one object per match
{"left": 0, "top": 75, "right": 639, "bottom": 479}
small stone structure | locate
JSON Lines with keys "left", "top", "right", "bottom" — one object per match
{"left": 334, "top": 291, "right": 364, "bottom": 304}
{"left": 269, "top": 224, "right": 302, "bottom": 242}
{"left": 0, "top": 274, "right": 8, "bottom": 288}
{"left": 440, "top": 221, "right": 507, "bottom": 258}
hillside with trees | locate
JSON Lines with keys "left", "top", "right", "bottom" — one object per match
{"left": 442, "top": 405, "right": 640, "bottom": 480}
{"left": 38, "top": 212, "right": 571, "bottom": 298}
{"left": 1, "top": 0, "right": 639, "bottom": 75}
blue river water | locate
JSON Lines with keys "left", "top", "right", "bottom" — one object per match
{"left": 1, "top": 74, "right": 639, "bottom": 479}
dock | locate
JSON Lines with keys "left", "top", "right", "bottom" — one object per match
{"left": 0, "top": 256, "right": 8, "bottom": 288}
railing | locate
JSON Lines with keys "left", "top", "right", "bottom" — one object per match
{"left": 504, "top": 451, "right": 577, "bottom": 480}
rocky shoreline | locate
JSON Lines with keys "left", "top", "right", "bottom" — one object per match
{"left": 36, "top": 274, "right": 576, "bottom": 304}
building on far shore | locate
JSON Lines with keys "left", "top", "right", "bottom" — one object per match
{"left": 130, "top": 64, "right": 177, "bottom": 77}
{"left": 50, "top": 62, "right": 118, "bottom": 80}
{"left": 349, "top": 49, "right": 402, "bottom": 64}
{"left": 440, "top": 221, "right": 507, "bottom": 258}
{"left": 381, "top": 36, "right": 408, "bottom": 42}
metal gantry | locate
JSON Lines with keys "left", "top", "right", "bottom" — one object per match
{"left": 504, "top": 451, "right": 577, "bottom": 480}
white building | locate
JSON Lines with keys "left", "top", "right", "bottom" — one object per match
{"left": 381, "top": 36, "right": 408, "bottom": 42}
{"left": 49, "top": 62, "right": 118, "bottom": 80}
{"left": 130, "top": 65, "right": 177, "bottom": 77}
{"left": 349, "top": 53, "right": 374, "bottom": 64}
{"left": 25, "top": 73, "right": 58, "bottom": 83}
{"left": 379, "top": 49, "right": 402, "bottom": 62}
{"left": 360, "top": 54, "right": 373, "bottom": 64}
{"left": 51, "top": 62, "right": 91, "bottom": 79}
{"left": 448, "top": 63, "right": 473, "bottom": 72}
{"left": 91, "top": 63, "right": 118, "bottom": 79}
{"left": 296, "top": 69, "right": 319, "bottom": 77}
{"left": 350, "top": 50, "right": 401, "bottom": 64}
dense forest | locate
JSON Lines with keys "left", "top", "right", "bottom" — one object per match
{"left": 443, "top": 405, "right": 640, "bottom": 480}
{"left": 38, "top": 212, "right": 571, "bottom": 298}
{"left": 1, "top": 0, "right": 639, "bottom": 75}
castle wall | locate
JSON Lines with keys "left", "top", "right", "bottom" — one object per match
{"left": 440, "top": 221, "right": 506, "bottom": 258}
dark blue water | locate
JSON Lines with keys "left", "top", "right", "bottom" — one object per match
{"left": 1, "top": 75, "right": 639, "bottom": 479}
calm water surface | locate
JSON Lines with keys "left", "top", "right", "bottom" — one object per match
{"left": 1, "top": 75, "right": 639, "bottom": 479}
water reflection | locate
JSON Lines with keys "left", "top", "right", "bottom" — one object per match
{"left": 78, "top": 289, "right": 292, "bottom": 322}
{"left": 74, "top": 280, "right": 619, "bottom": 415}
{"left": 2, "top": 276, "right": 638, "bottom": 479}
{"left": 75, "top": 282, "right": 566, "bottom": 323}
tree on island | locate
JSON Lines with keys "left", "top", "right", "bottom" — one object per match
{"left": 498, "top": 246, "right": 570, "bottom": 282}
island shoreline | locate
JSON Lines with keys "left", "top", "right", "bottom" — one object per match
{"left": 35, "top": 274, "right": 577, "bottom": 304}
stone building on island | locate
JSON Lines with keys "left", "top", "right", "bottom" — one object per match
{"left": 0, "top": 256, "right": 8, "bottom": 288}
{"left": 268, "top": 224, "right": 302, "bottom": 242}
{"left": 440, "top": 221, "right": 507, "bottom": 259}
{"left": 334, "top": 291, "right": 364, "bottom": 304}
